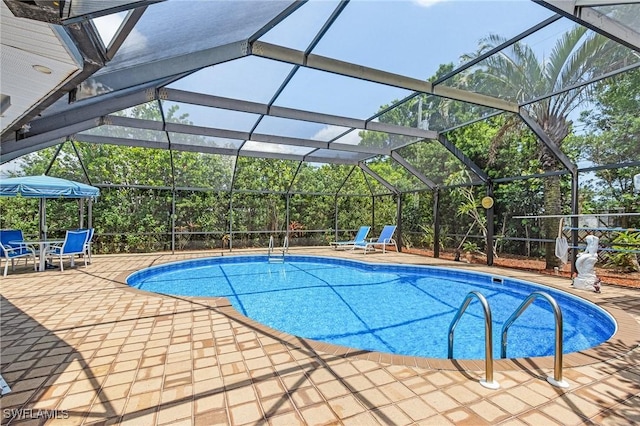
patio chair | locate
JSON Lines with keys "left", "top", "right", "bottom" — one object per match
{"left": 330, "top": 226, "right": 370, "bottom": 250}
{"left": 353, "top": 225, "right": 398, "bottom": 254}
{"left": 75, "top": 228, "right": 95, "bottom": 263}
{"left": 46, "top": 229, "right": 91, "bottom": 271}
{"left": 0, "top": 229, "right": 36, "bottom": 276}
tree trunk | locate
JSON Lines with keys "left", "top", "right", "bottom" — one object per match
{"left": 539, "top": 115, "right": 569, "bottom": 270}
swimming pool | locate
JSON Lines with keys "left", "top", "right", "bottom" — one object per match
{"left": 127, "top": 255, "right": 616, "bottom": 360}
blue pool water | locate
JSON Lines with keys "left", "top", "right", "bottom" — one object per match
{"left": 127, "top": 255, "right": 616, "bottom": 360}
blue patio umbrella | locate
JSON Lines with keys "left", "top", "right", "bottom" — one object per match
{"left": 0, "top": 175, "right": 99, "bottom": 198}
{"left": 0, "top": 175, "right": 99, "bottom": 238}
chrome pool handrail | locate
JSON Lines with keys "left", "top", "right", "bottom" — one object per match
{"left": 268, "top": 235, "right": 286, "bottom": 263}
{"left": 448, "top": 291, "right": 499, "bottom": 389}
{"left": 501, "top": 291, "right": 568, "bottom": 388}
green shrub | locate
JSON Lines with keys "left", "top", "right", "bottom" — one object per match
{"left": 603, "top": 231, "right": 640, "bottom": 272}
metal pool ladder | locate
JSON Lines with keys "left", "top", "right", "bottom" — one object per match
{"left": 448, "top": 291, "right": 499, "bottom": 389}
{"left": 501, "top": 291, "right": 568, "bottom": 388}
{"left": 268, "top": 235, "right": 288, "bottom": 263}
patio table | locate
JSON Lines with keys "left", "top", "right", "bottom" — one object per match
{"left": 10, "top": 239, "right": 64, "bottom": 272}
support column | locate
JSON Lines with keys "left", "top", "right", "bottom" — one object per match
{"left": 229, "top": 193, "right": 234, "bottom": 251}
{"left": 486, "top": 182, "right": 494, "bottom": 266}
{"left": 372, "top": 196, "right": 376, "bottom": 234}
{"left": 396, "top": 194, "right": 403, "bottom": 252}
{"left": 171, "top": 192, "right": 176, "bottom": 254}
{"left": 433, "top": 189, "right": 440, "bottom": 258}
{"left": 571, "top": 171, "right": 579, "bottom": 276}
{"left": 39, "top": 199, "right": 47, "bottom": 240}
{"left": 286, "top": 194, "right": 290, "bottom": 242}
{"left": 334, "top": 195, "right": 339, "bottom": 241}
{"left": 79, "top": 198, "right": 85, "bottom": 229}
{"left": 88, "top": 199, "right": 93, "bottom": 230}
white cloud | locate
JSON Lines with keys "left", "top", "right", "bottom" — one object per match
{"left": 412, "top": 0, "right": 448, "bottom": 8}
{"left": 313, "top": 126, "right": 361, "bottom": 146}
{"left": 93, "top": 13, "right": 147, "bottom": 49}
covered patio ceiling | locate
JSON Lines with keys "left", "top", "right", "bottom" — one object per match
{"left": 1, "top": 0, "right": 640, "bottom": 190}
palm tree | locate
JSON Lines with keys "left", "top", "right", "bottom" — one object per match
{"left": 462, "top": 25, "right": 632, "bottom": 269}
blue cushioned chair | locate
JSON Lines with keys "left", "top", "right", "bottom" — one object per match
{"left": 0, "top": 229, "right": 36, "bottom": 276}
{"left": 353, "top": 225, "right": 398, "bottom": 254}
{"left": 47, "top": 229, "right": 91, "bottom": 271}
{"left": 75, "top": 228, "right": 95, "bottom": 263}
{"left": 330, "top": 226, "right": 370, "bottom": 250}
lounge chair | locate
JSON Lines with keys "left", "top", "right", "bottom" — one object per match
{"left": 0, "top": 229, "right": 36, "bottom": 276}
{"left": 353, "top": 225, "right": 398, "bottom": 254}
{"left": 46, "top": 229, "right": 91, "bottom": 271}
{"left": 330, "top": 226, "right": 370, "bottom": 250}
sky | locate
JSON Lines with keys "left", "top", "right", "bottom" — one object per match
{"left": 154, "top": 0, "right": 567, "bottom": 147}
{"left": 0, "top": 0, "right": 595, "bottom": 176}
{"left": 93, "top": 0, "right": 566, "bottom": 137}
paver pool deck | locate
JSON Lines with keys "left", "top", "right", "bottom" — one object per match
{"left": 1, "top": 247, "right": 639, "bottom": 425}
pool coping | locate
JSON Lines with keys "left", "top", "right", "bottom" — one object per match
{"left": 114, "top": 255, "right": 640, "bottom": 375}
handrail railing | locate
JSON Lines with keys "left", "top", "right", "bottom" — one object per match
{"left": 501, "top": 291, "right": 568, "bottom": 388}
{"left": 268, "top": 235, "right": 286, "bottom": 262}
{"left": 268, "top": 235, "right": 274, "bottom": 256}
{"left": 448, "top": 291, "right": 499, "bottom": 389}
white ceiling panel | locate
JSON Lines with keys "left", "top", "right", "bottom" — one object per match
{"left": 0, "top": 45, "right": 81, "bottom": 132}
{"left": 0, "top": 1, "right": 81, "bottom": 133}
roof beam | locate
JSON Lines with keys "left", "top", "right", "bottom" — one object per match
{"left": 102, "top": 115, "right": 391, "bottom": 156}
{"left": 74, "top": 133, "right": 360, "bottom": 165}
{"left": 167, "top": 121, "right": 250, "bottom": 141}
{"left": 243, "top": 1, "right": 350, "bottom": 163}
{"left": 520, "top": 61, "right": 640, "bottom": 107}
{"left": 18, "top": 87, "right": 157, "bottom": 140}
{"left": 390, "top": 151, "right": 436, "bottom": 190}
{"left": 240, "top": 150, "right": 306, "bottom": 162}
{"left": 441, "top": 111, "right": 506, "bottom": 134}
{"left": 164, "top": 89, "right": 268, "bottom": 115}
{"left": 163, "top": 88, "right": 439, "bottom": 140}
{"left": 250, "top": 133, "right": 329, "bottom": 150}
{"left": 242, "top": 150, "right": 359, "bottom": 165}
{"left": 78, "top": 133, "right": 228, "bottom": 154}
{"left": 437, "top": 135, "right": 489, "bottom": 182}
{"left": 106, "top": 115, "right": 164, "bottom": 131}
{"left": 433, "top": 14, "right": 563, "bottom": 85}
{"left": 534, "top": 0, "right": 640, "bottom": 52}
{"left": 359, "top": 162, "right": 399, "bottom": 194}
{"left": 250, "top": 41, "right": 520, "bottom": 113}
{"left": 9, "top": 83, "right": 438, "bottom": 160}
{"left": 104, "top": 6, "right": 150, "bottom": 61}
{"left": 75, "top": 40, "right": 250, "bottom": 104}
{"left": 0, "top": 138, "right": 66, "bottom": 164}
{"left": 366, "top": 121, "right": 437, "bottom": 139}
{"left": 248, "top": 1, "right": 309, "bottom": 42}
{"left": 519, "top": 109, "right": 576, "bottom": 172}
{"left": 269, "top": 105, "right": 363, "bottom": 128}
{"left": 1, "top": 118, "right": 102, "bottom": 163}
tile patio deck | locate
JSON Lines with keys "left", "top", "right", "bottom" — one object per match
{"left": 1, "top": 248, "right": 639, "bottom": 425}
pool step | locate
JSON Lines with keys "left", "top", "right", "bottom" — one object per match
{"left": 267, "top": 235, "right": 288, "bottom": 263}
{"left": 268, "top": 250, "right": 284, "bottom": 263}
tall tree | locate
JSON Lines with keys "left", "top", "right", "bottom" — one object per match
{"left": 461, "top": 26, "right": 632, "bottom": 268}
{"left": 568, "top": 68, "right": 640, "bottom": 220}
